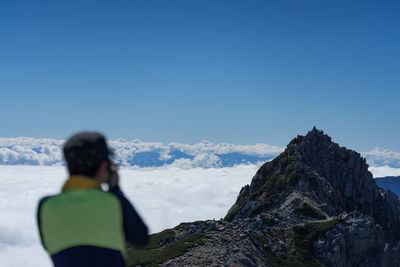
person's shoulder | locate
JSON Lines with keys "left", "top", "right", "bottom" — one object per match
{"left": 102, "top": 190, "right": 122, "bottom": 207}
{"left": 79, "top": 189, "right": 122, "bottom": 208}
{"left": 87, "top": 188, "right": 121, "bottom": 201}
{"left": 37, "top": 194, "right": 57, "bottom": 215}
{"left": 38, "top": 195, "right": 56, "bottom": 207}
{"left": 38, "top": 190, "right": 121, "bottom": 210}
{"left": 87, "top": 190, "right": 124, "bottom": 216}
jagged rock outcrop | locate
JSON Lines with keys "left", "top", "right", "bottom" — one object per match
{"left": 225, "top": 127, "right": 400, "bottom": 266}
{"left": 129, "top": 128, "right": 400, "bottom": 267}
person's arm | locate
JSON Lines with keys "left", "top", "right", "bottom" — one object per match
{"left": 110, "top": 186, "right": 149, "bottom": 247}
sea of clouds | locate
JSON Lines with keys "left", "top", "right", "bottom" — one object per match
{"left": 1, "top": 137, "right": 400, "bottom": 169}
{"left": 0, "top": 137, "right": 281, "bottom": 168}
{"left": 0, "top": 164, "right": 259, "bottom": 266}
{"left": 1, "top": 164, "right": 400, "bottom": 266}
{"left": 1, "top": 137, "right": 400, "bottom": 266}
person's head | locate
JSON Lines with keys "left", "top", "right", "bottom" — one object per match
{"left": 63, "top": 132, "right": 113, "bottom": 179}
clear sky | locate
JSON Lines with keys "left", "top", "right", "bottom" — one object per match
{"left": 1, "top": 0, "right": 399, "bottom": 151}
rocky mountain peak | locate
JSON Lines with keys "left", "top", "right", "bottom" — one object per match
{"left": 131, "top": 129, "right": 400, "bottom": 267}
{"left": 226, "top": 128, "right": 378, "bottom": 220}
{"left": 221, "top": 128, "right": 400, "bottom": 266}
{"left": 288, "top": 127, "right": 375, "bottom": 204}
{"left": 288, "top": 126, "right": 331, "bottom": 148}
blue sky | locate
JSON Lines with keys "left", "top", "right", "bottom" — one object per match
{"left": 1, "top": 0, "right": 399, "bottom": 151}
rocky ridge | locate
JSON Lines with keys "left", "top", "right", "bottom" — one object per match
{"left": 128, "top": 128, "right": 400, "bottom": 267}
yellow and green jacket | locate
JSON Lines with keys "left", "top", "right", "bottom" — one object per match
{"left": 37, "top": 175, "right": 148, "bottom": 267}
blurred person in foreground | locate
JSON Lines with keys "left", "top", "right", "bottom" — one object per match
{"left": 37, "top": 132, "right": 148, "bottom": 267}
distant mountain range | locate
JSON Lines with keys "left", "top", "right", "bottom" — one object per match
{"left": 0, "top": 137, "right": 399, "bottom": 170}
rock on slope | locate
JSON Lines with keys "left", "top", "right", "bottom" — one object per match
{"left": 128, "top": 128, "right": 400, "bottom": 267}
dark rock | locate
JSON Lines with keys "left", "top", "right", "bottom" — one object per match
{"left": 150, "top": 128, "right": 400, "bottom": 267}
{"left": 224, "top": 128, "right": 400, "bottom": 266}
{"left": 238, "top": 256, "right": 255, "bottom": 266}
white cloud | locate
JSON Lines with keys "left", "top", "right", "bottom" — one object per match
{"left": 362, "top": 147, "right": 400, "bottom": 168}
{"left": 166, "top": 140, "right": 283, "bottom": 156}
{"left": 167, "top": 153, "right": 222, "bottom": 170}
{"left": 0, "top": 137, "right": 282, "bottom": 168}
{"left": 1, "top": 137, "right": 400, "bottom": 170}
{"left": 0, "top": 165, "right": 258, "bottom": 266}
{"left": 0, "top": 137, "right": 63, "bottom": 166}
{"left": 0, "top": 163, "right": 400, "bottom": 266}
{"left": 369, "top": 166, "right": 400, "bottom": 178}
{"left": 0, "top": 166, "right": 67, "bottom": 267}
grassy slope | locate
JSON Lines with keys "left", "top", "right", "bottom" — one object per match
{"left": 126, "top": 228, "right": 207, "bottom": 267}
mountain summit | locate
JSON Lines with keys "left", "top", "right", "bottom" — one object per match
{"left": 227, "top": 127, "right": 389, "bottom": 221}
{"left": 225, "top": 127, "right": 400, "bottom": 266}
{"left": 128, "top": 128, "right": 400, "bottom": 267}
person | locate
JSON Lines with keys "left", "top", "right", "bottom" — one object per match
{"left": 37, "top": 132, "right": 148, "bottom": 267}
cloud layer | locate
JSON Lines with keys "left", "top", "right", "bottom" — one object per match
{"left": 0, "top": 137, "right": 282, "bottom": 168}
{"left": 0, "top": 162, "right": 399, "bottom": 266}
{"left": 1, "top": 137, "right": 400, "bottom": 169}
{"left": 361, "top": 147, "right": 400, "bottom": 168}
{"left": 0, "top": 165, "right": 258, "bottom": 266}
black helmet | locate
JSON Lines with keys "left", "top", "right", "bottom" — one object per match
{"left": 63, "top": 132, "right": 113, "bottom": 177}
